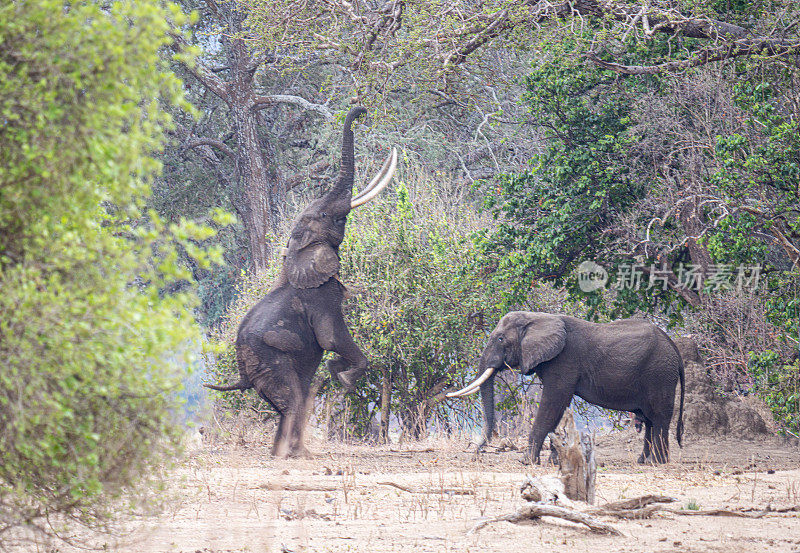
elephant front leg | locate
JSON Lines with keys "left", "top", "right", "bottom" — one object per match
{"left": 314, "top": 313, "right": 368, "bottom": 392}
{"left": 524, "top": 388, "right": 572, "bottom": 465}
{"left": 326, "top": 354, "right": 360, "bottom": 392}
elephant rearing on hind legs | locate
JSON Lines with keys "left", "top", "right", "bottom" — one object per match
{"left": 206, "top": 107, "right": 397, "bottom": 459}
{"left": 448, "top": 311, "right": 685, "bottom": 464}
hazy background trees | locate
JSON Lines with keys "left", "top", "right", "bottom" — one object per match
{"left": 199, "top": 0, "right": 798, "bottom": 435}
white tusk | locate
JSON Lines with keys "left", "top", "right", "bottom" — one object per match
{"left": 445, "top": 367, "right": 496, "bottom": 398}
{"left": 350, "top": 147, "right": 397, "bottom": 208}
{"left": 352, "top": 148, "right": 393, "bottom": 202}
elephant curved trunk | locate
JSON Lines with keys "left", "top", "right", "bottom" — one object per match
{"left": 327, "top": 106, "right": 367, "bottom": 200}
{"left": 476, "top": 370, "right": 496, "bottom": 451}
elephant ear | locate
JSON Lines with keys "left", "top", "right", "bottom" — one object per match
{"left": 519, "top": 316, "right": 567, "bottom": 375}
{"left": 284, "top": 240, "right": 340, "bottom": 289}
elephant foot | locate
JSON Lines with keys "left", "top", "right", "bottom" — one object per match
{"left": 519, "top": 454, "right": 539, "bottom": 466}
{"left": 290, "top": 445, "right": 314, "bottom": 459}
{"left": 638, "top": 452, "right": 669, "bottom": 464}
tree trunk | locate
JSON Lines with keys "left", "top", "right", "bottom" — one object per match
{"left": 549, "top": 409, "right": 596, "bottom": 504}
{"left": 228, "top": 25, "right": 279, "bottom": 274}
{"left": 380, "top": 365, "right": 391, "bottom": 443}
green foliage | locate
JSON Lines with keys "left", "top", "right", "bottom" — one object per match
{"left": 340, "top": 175, "right": 503, "bottom": 438}
{"left": 0, "top": 0, "right": 217, "bottom": 544}
{"left": 477, "top": 52, "right": 647, "bottom": 316}
{"left": 749, "top": 352, "right": 800, "bottom": 434}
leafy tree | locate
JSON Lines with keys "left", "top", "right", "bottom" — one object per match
{"left": 476, "top": 47, "right": 663, "bottom": 316}
{"left": 339, "top": 176, "right": 503, "bottom": 440}
{"left": 0, "top": 0, "right": 221, "bottom": 545}
{"left": 479, "top": 9, "right": 800, "bottom": 430}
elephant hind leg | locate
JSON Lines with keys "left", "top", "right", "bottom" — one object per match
{"left": 650, "top": 417, "right": 671, "bottom": 463}
{"left": 252, "top": 359, "right": 305, "bottom": 460}
{"left": 638, "top": 417, "right": 653, "bottom": 464}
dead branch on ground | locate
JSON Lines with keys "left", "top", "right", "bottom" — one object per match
{"left": 468, "top": 503, "right": 623, "bottom": 535}
{"left": 376, "top": 481, "right": 475, "bottom": 495}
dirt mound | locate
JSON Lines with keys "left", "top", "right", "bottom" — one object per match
{"left": 672, "top": 336, "right": 769, "bottom": 440}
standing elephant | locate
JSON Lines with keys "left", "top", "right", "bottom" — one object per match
{"left": 206, "top": 107, "right": 397, "bottom": 459}
{"left": 447, "top": 311, "right": 684, "bottom": 464}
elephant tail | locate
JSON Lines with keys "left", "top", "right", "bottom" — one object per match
{"left": 676, "top": 357, "right": 685, "bottom": 448}
{"left": 204, "top": 378, "right": 253, "bottom": 392}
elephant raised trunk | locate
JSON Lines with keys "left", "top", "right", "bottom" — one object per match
{"left": 326, "top": 107, "right": 365, "bottom": 200}
{"left": 322, "top": 106, "right": 397, "bottom": 211}
{"left": 205, "top": 106, "right": 398, "bottom": 459}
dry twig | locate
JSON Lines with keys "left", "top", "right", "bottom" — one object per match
{"left": 376, "top": 481, "right": 475, "bottom": 495}
{"left": 257, "top": 483, "right": 341, "bottom": 492}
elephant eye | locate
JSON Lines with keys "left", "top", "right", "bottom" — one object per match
{"left": 320, "top": 211, "right": 328, "bottom": 218}
{"left": 497, "top": 336, "right": 503, "bottom": 343}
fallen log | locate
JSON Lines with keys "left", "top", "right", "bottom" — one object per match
{"left": 591, "top": 504, "right": 663, "bottom": 519}
{"left": 468, "top": 503, "right": 622, "bottom": 536}
{"left": 600, "top": 495, "right": 678, "bottom": 510}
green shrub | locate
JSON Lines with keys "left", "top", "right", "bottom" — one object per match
{"left": 0, "top": 0, "right": 219, "bottom": 545}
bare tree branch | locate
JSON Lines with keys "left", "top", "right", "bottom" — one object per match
{"left": 182, "top": 138, "right": 235, "bottom": 158}
{"left": 171, "top": 35, "right": 230, "bottom": 101}
{"left": 251, "top": 94, "right": 334, "bottom": 119}
{"left": 586, "top": 41, "right": 800, "bottom": 75}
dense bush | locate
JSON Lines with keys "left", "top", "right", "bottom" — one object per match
{"left": 338, "top": 171, "right": 503, "bottom": 440}
{"left": 0, "top": 0, "right": 221, "bottom": 545}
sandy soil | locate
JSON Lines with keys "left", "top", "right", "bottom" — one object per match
{"left": 79, "top": 428, "right": 800, "bottom": 553}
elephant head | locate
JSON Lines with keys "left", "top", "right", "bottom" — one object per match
{"left": 283, "top": 107, "right": 397, "bottom": 288}
{"left": 447, "top": 312, "right": 567, "bottom": 398}
{"left": 446, "top": 312, "right": 566, "bottom": 450}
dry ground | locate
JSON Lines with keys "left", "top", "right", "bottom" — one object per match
{"left": 80, "top": 428, "right": 800, "bottom": 553}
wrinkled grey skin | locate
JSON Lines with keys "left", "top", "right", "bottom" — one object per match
{"left": 205, "top": 107, "right": 370, "bottom": 459}
{"left": 471, "top": 311, "right": 685, "bottom": 464}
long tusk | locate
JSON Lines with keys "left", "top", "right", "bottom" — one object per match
{"left": 350, "top": 147, "right": 397, "bottom": 208}
{"left": 352, "top": 148, "right": 393, "bottom": 203}
{"left": 446, "top": 367, "right": 495, "bottom": 398}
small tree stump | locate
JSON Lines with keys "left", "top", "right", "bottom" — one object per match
{"left": 549, "top": 409, "right": 596, "bottom": 504}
